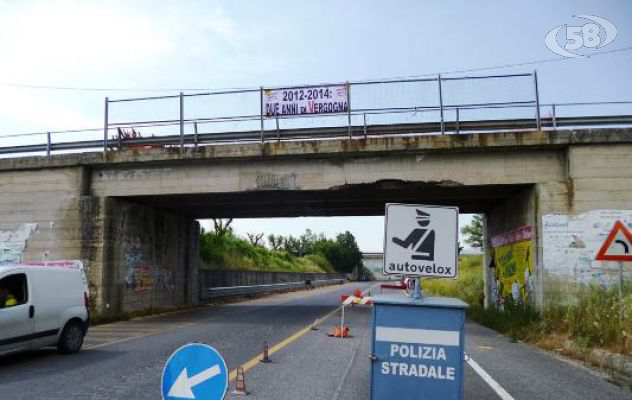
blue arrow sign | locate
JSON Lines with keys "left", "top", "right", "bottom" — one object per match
{"left": 162, "top": 343, "right": 228, "bottom": 400}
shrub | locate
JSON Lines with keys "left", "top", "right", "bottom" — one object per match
{"left": 423, "top": 254, "right": 632, "bottom": 355}
{"left": 198, "top": 230, "right": 332, "bottom": 273}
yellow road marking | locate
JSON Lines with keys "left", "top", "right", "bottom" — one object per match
{"left": 227, "top": 282, "right": 377, "bottom": 381}
{"left": 227, "top": 306, "right": 341, "bottom": 381}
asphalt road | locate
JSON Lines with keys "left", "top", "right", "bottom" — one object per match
{"left": 0, "top": 282, "right": 629, "bottom": 400}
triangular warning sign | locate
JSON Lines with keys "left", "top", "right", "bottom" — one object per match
{"left": 595, "top": 220, "right": 632, "bottom": 261}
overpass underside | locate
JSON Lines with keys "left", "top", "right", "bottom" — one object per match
{"left": 126, "top": 183, "right": 531, "bottom": 218}
{"left": 1, "top": 128, "right": 632, "bottom": 316}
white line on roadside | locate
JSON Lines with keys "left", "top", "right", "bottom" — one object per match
{"left": 466, "top": 355, "right": 516, "bottom": 400}
{"left": 361, "top": 282, "right": 379, "bottom": 296}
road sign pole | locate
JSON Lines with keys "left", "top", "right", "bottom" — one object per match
{"left": 341, "top": 304, "right": 345, "bottom": 338}
{"left": 412, "top": 277, "right": 422, "bottom": 300}
{"left": 619, "top": 261, "right": 624, "bottom": 322}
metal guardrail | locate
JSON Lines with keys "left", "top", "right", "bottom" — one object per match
{"left": 1, "top": 69, "right": 631, "bottom": 157}
{"left": 2, "top": 114, "right": 632, "bottom": 156}
{"left": 203, "top": 278, "right": 345, "bottom": 299}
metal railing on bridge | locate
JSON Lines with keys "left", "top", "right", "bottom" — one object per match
{"left": 201, "top": 279, "right": 345, "bottom": 300}
{"left": 2, "top": 71, "right": 632, "bottom": 157}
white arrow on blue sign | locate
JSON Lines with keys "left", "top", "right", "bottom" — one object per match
{"left": 162, "top": 343, "right": 229, "bottom": 400}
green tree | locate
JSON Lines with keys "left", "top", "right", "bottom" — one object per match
{"left": 460, "top": 215, "right": 484, "bottom": 248}
{"left": 212, "top": 218, "right": 233, "bottom": 237}
{"left": 283, "top": 229, "right": 325, "bottom": 256}
{"left": 312, "top": 231, "right": 362, "bottom": 274}
{"left": 267, "top": 234, "right": 284, "bottom": 250}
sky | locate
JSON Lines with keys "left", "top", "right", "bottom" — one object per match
{"left": 1, "top": 1, "right": 631, "bottom": 251}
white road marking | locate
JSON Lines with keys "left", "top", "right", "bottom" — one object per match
{"left": 375, "top": 327, "right": 460, "bottom": 346}
{"left": 466, "top": 355, "right": 516, "bottom": 400}
{"left": 361, "top": 282, "right": 379, "bottom": 296}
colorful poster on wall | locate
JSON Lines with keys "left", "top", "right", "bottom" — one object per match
{"left": 542, "top": 210, "right": 632, "bottom": 287}
{"left": 492, "top": 226, "right": 533, "bottom": 302}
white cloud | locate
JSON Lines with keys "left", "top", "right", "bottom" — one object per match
{"left": 0, "top": 1, "right": 171, "bottom": 83}
{"left": 0, "top": 1, "right": 285, "bottom": 136}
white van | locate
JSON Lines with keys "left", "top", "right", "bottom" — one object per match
{"left": 0, "top": 260, "right": 90, "bottom": 356}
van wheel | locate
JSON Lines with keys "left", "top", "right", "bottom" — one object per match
{"left": 58, "top": 321, "right": 84, "bottom": 354}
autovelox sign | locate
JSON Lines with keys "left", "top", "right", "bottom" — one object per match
{"left": 383, "top": 204, "right": 459, "bottom": 278}
{"left": 264, "top": 84, "right": 348, "bottom": 117}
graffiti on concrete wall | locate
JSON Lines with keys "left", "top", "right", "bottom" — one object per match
{"left": 255, "top": 171, "right": 298, "bottom": 190}
{"left": 491, "top": 226, "right": 533, "bottom": 303}
{"left": 0, "top": 223, "right": 38, "bottom": 265}
{"left": 119, "top": 233, "right": 143, "bottom": 285}
{"left": 132, "top": 266, "right": 173, "bottom": 293}
{"left": 543, "top": 210, "right": 632, "bottom": 287}
{"left": 100, "top": 168, "right": 173, "bottom": 182}
{"left": 119, "top": 233, "right": 174, "bottom": 293}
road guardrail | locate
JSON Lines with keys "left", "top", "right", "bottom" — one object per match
{"left": 203, "top": 278, "right": 345, "bottom": 300}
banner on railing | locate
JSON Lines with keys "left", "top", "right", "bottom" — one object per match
{"left": 264, "top": 84, "right": 348, "bottom": 117}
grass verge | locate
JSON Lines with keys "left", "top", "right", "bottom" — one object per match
{"left": 424, "top": 254, "right": 632, "bottom": 384}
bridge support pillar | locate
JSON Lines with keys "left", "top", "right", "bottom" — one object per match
{"left": 96, "top": 197, "right": 199, "bottom": 317}
{"left": 485, "top": 186, "right": 539, "bottom": 310}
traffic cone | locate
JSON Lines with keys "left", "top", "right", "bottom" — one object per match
{"left": 327, "top": 325, "right": 350, "bottom": 338}
{"left": 260, "top": 342, "right": 271, "bottom": 363}
{"left": 232, "top": 367, "right": 248, "bottom": 395}
{"left": 327, "top": 326, "right": 338, "bottom": 337}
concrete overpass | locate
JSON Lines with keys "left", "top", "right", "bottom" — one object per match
{"left": 1, "top": 127, "right": 631, "bottom": 316}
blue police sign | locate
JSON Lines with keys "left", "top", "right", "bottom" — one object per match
{"left": 370, "top": 295, "right": 467, "bottom": 400}
{"left": 162, "top": 343, "right": 228, "bottom": 400}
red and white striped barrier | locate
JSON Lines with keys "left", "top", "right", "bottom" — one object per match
{"left": 341, "top": 295, "right": 372, "bottom": 305}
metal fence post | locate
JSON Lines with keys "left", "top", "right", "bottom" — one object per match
{"left": 534, "top": 70, "right": 541, "bottom": 131}
{"left": 275, "top": 117, "right": 280, "bottom": 141}
{"left": 363, "top": 113, "right": 367, "bottom": 139}
{"left": 455, "top": 108, "right": 460, "bottom": 135}
{"left": 551, "top": 104, "right": 557, "bottom": 130}
{"left": 103, "top": 97, "right": 109, "bottom": 152}
{"left": 179, "top": 92, "right": 184, "bottom": 150}
{"left": 438, "top": 74, "right": 445, "bottom": 135}
{"left": 193, "top": 121, "right": 199, "bottom": 146}
{"left": 260, "top": 87, "right": 265, "bottom": 144}
{"left": 346, "top": 81, "right": 352, "bottom": 139}
{"left": 46, "top": 132, "right": 51, "bottom": 157}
